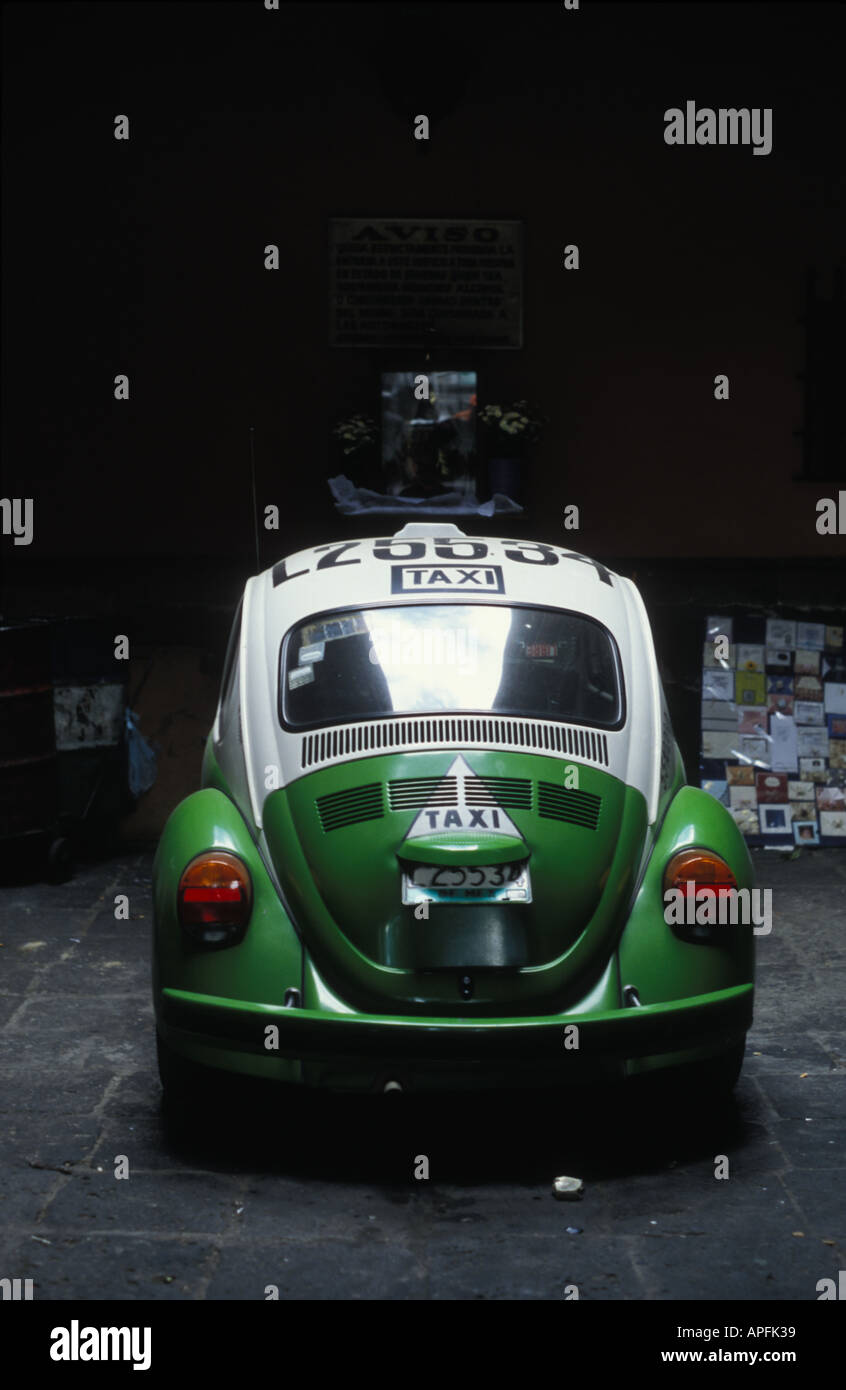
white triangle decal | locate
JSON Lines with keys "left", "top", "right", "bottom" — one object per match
{"left": 405, "top": 755, "right": 523, "bottom": 840}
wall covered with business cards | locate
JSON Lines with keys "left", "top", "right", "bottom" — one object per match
{"left": 699, "top": 615, "right": 846, "bottom": 847}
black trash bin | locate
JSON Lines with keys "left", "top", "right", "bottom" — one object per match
{"left": 50, "top": 617, "right": 130, "bottom": 853}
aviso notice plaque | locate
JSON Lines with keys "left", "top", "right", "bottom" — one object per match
{"left": 329, "top": 218, "right": 523, "bottom": 349}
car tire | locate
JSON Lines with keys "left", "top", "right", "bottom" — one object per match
{"left": 666, "top": 1042, "right": 745, "bottom": 1099}
{"left": 156, "top": 1034, "right": 217, "bottom": 1116}
{"left": 46, "top": 836, "right": 74, "bottom": 884}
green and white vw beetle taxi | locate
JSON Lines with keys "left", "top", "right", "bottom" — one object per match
{"left": 152, "top": 523, "right": 754, "bottom": 1100}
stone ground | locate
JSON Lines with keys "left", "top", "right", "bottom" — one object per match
{"left": 0, "top": 846, "right": 844, "bottom": 1301}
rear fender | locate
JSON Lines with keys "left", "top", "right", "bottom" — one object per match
{"left": 152, "top": 788, "right": 302, "bottom": 1011}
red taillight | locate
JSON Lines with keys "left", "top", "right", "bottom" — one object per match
{"left": 663, "top": 848, "right": 737, "bottom": 899}
{"left": 177, "top": 852, "right": 252, "bottom": 942}
{"left": 182, "top": 887, "right": 242, "bottom": 904}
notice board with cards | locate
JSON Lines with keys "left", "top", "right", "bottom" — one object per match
{"left": 699, "top": 614, "right": 846, "bottom": 846}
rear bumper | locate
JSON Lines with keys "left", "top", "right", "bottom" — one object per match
{"left": 157, "top": 982, "right": 754, "bottom": 1090}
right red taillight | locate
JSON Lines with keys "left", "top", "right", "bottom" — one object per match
{"left": 663, "top": 847, "right": 739, "bottom": 942}
{"left": 663, "top": 848, "right": 738, "bottom": 900}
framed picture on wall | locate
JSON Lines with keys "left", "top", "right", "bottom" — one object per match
{"left": 380, "top": 369, "right": 478, "bottom": 500}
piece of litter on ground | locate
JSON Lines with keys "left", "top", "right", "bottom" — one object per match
{"left": 552, "top": 1176, "right": 584, "bottom": 1200}
{"left": 799, "top": 1072, "right": 809, "bottom": 1078}
{"left": 69, "top": 938, "right": 80, "bottom": 943}
{"left": 31, "top": 1235, "right": 51, "bottom": 1245}
{"left": 792, "top": 1231, "right": 805, "bottom": 1238}
{"left": 822, "top": 1239, "right": 836, "bottom": 1246}
{"left": 565, "top": 1226, "right": 583, "bottom": 1235}
{"left": 235, "top": 1205, "right": 244, "bottom": 1215}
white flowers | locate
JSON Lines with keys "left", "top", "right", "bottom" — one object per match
{"left": 332, "top": 415, "right": 378, "bottom": 454}
{"left": 478, "top": 399, "right": 546, "bottom": 443}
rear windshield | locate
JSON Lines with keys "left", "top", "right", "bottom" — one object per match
{"left": 280, "top": 604, "right": 623, "bottom": 730}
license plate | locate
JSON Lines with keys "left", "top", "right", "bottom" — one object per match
{"left": 402, "top": 862, "right": 532, "bottom": 905}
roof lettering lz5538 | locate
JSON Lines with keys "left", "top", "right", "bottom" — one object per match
{"left": 272, "top": 539, "right": 613, "bottom": 587}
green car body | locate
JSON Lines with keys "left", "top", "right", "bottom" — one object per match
{"left": 152, "top": 526, "right": 755, "bottom": 1096}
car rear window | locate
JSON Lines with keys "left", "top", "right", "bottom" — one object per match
{"left": 279, "top": 604, "right": 623, "bottom": 731}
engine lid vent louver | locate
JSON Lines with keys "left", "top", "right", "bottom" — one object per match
{"left": 317, "top": 779, "right": 600, "bottom": 831}
{"left": 388, "top": 776, "right": 458, "bottom": 810}
{"left": 301, "top": 718, "right": 610, "bottom": 771}
{"left": 316, "top": 783, "right": 384, "bottom": 832}
{"left": 464, "top": 775, "right": 532, "bottom": 809}
{"left": 387, "top": 774, "right": 532, "bottom": 810}
{"left": 537, "top": 782, "right": 602, "bottom": 831}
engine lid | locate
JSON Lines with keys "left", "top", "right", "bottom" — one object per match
{"left": 261, "top": 747, "right": 648, "bottom": 1009}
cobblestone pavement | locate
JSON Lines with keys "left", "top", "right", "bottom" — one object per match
{"left": 1, "top": 848, "right": 844, "bottom": 1300}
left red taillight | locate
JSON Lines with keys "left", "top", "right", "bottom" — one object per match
{"left": 177, "top": 851, "right": 252, "bottom": 945}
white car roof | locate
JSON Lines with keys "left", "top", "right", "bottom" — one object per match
{"left": 219, "top": 524, "right": 665, "bottom": 831}
{"left": 261, "top": 522, "right": 631, "bottom": 632}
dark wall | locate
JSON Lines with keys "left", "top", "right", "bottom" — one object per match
{"left": 2, "top": 0, "right": 844, "bottom": 587}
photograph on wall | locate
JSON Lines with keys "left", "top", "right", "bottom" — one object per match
{"left": 703, "top": 669, "right": 735, "bottom": 702}
{"left": 755, "top": 771, "right": 788, "bottom": 803}
{"left": 795, "top": 675, "right": 824, "bottom": 701}
{"left": 793, "top": 820, "right": 820, "bottom": 845}
{"left": 759, "top": 804, "right": 791, "bottom": 835}
{"left": 824, "top": 681, "right": 846, "bottom": 713}
{"left": 705, "top": 615, "right": 733, "bottom": 645}
{"left": 738, "top": 705, "right": 768, "bottom": 734}
{"left": 736, "top": 643, "right": 765, "bottom": 671}
{"left": 703, "top": 640, "right": 735, "bottom": 668}
{"left": 765, "top": 618, "right": 797, "bottom": 649}
{"left": 379, "top": 370, "right": 479, "bottom": 500}
{"left": 795, "top": 700, "right": 824, "bottom": 724}
{"left": 767, "top": 691, "right": 794, "bottom": 717}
